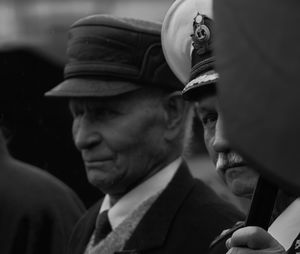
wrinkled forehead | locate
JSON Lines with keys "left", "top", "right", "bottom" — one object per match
{"left": 69, "top": 97, "right": 116, "bottom": 111}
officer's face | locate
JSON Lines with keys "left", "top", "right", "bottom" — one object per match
{"left": 195, "top": 94, "right": 258, "bottom": 199}
{"left": 69, "top": 89, "right": 166, "bottom": 197}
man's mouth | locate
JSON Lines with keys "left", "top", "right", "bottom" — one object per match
{"left": 82, "top": 153, "right": 113, "bottom": 164}
{"left": 84, "top": 160, "right": 112, "bottom": 169}
{"left": 218, "top": 162, "right": 247, "bottom": 173}
{"left": 216, "top": 157, "right": 247, "bottom": 174}
{"left": 216, "top": 152, "right": 247, "bottom": 174}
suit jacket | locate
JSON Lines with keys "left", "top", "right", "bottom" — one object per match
{"left": 0, "top": 151, "right": 86, "bottom": 254}
{"left": 68, "top": 161, "right": 244, "bottom": 254}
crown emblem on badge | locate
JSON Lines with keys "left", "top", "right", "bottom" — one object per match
{"left": 191, "top": 13, "right": 212, "bottom": 55}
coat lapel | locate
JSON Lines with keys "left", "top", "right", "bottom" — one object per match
{"left": 122, "top": 161, "right": 195, "bottom": 252}
{"left": 68, "top": 201, "right": 101, "bottom": 254}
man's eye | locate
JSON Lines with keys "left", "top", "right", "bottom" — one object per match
{"left": 69, "top": 102, "right": 84, "bottom": 118}
{"left": 201, "top": 113, "right": 218, "bottom": 126}
{"left": 92, "top": 108, "right": 119, "bottom": 119}
{"left": 71, "top": 108, "right": 84, "bottom": 118}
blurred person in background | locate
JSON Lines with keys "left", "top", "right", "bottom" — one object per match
{"left": 45, "top": 14, "right": 243, "bottom": 254}
{"left": 0, "top": 115, "right": 85, "bottom": 254}
{"left": 161, "top": 0, "right": 298, "bottom": 252}
{"left": 0, "top": 47, "right": 100, "bottom": 208}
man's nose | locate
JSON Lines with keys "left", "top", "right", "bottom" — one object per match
{"left": 73, "top": 116, "right": 101, "bottom": 150}
{"left": 212, "top": 115, "right": 230, "bottom": 153}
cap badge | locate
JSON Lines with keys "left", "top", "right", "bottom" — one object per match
{"left": 191, "top": 13, "right": 211, "bottom": 55}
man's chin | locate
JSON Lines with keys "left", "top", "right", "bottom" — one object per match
{"left": 228, "top": 180, "right": 255, "bottom": 200}
{"left": 87, "top": 170, "right": 127, "bottom": 195}
{"left": 87, "top": 172, "right": 114, "bottom": 191}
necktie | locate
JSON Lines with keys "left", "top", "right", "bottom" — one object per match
{"left": 93, "top": 210, "right": 112, "bottom": 246}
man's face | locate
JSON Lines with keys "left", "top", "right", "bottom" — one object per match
{"left": 69, "top": 89, "right": 167, "bottom": 197}
{"left": 195, "top": 94, "right": 258, "bottom": 199}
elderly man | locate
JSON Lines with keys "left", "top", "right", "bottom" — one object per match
{"left": 161, "top": 0, "right": 300, "bottom": 253}
{"left": 45, "top": 14, "right": 243, "bottom": 254}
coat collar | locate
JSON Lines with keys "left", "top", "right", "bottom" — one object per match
{"left": 69, "top": 201, "right": 101, "bottom": 254}
{"left": 122, "top": 161, "right": 195, "bottom": 252}
{"left": 102, "top": 157, "right": 182, "bottom": 230}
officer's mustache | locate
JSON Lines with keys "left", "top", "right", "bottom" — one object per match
{"left": 216, "top": 152, "right": 245, "bottom": 172}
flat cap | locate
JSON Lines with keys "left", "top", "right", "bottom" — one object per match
{"left": 162, "top": 0, "right": 218, "bottom": 101}
{"left": 46, "top": 14, "right": 183, "bottom": 97}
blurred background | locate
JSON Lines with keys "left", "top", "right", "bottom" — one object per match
{"left": 0, "top": 0, "right": 249, "bottom": 213}
{"left": 0, "top": 0, "right": 174, "bottom": 63}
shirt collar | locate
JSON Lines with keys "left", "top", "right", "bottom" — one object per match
{"left": 100, "top": 157, "right": 182, "bottom": 229}
{"left": 268, "top": 198, "right": 300, "bottom": 250}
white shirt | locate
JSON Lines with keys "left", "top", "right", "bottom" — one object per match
{"left": 100, "top": 157, "right": 182, "bottom": 230}
{"left": 268, "top": 198, "right": 300, "bottom": 250}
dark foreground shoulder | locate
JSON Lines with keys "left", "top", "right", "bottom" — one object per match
{"left": 0, "top": 156, "right": 86, "bottom": 254}
{"left": 0, "top": 157, "right": 85, "bottom": 211}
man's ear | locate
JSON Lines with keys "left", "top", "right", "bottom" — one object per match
{"left": 162, "top": 91, "right": 189, "bottom": 141}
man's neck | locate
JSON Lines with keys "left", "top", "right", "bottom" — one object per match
{"left": 108, "top": 154, "right": 181, "bottom": 206}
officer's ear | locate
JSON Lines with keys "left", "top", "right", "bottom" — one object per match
{"left": 162, "top": 91, "right": 190, "bottom": 141}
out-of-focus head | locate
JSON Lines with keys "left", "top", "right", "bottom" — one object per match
{"left": 45, "top": 15, "right": 187, "bottom": 198}
{"left": 162, "top": 0, "right": 258, "bottom": 199}
{"left": 214, "top": 0, "right": 300, "bottom": 196}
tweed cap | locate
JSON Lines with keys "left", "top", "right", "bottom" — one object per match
{"left": 162, "top": 0, "right": 218, "bottom": 101}
{"left": 46, "top": 14, "right": 183, "bottom": 97}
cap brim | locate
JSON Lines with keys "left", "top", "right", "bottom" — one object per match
{"left": 45, "top": 78, "right": 141, "bottom": 97}
{"left": 182, "top": 70, "right": 218, "bottom": 100}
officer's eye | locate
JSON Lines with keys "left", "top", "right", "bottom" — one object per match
{"left": 200, "top": 112, "right": 218, "bottom": 128}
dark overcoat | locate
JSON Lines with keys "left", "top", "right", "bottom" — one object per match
{"left": 68, "top": 162, "right": 244, "bottom": 254}
{"left": 0, "top": 151, "right": 86, "bottom": 254}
